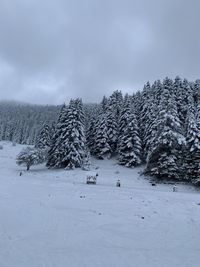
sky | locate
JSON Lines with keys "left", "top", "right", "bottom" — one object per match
{"left": 0, "top": 0, "right": 199, "bottom": 105}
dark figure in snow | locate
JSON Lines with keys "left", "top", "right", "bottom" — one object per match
{"left": 173, "top": 185, "right": 177, "bottom": 192}
{"left": 116, "top": 179, "right": 121, "bottom": 187}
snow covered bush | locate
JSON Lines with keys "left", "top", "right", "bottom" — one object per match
{"left": 16, "top": 147, "right": 46, "bottom": 171}
{"left": 0, "top": 145, "right": 3, "bottom": 150}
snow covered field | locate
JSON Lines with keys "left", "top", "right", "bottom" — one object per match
{"left": 0, "top": 142, "right": 200, "bottom": 267}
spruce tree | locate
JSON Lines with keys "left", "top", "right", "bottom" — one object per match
{"left": 118, "top": 94, "right": 132, "bottom": 148}
{"left": 101, "top": 96, "right": 108, "bottom": 113}
{"left": 137, "top": 82, "right": 152, "bottom": 160}
{"left": 93, "top": 113, "right": 111, "bottom": 159}
{"left": 47, "top": 100, "right": 87, "bottom": 169}
{"left": 106, "top": 103, "right": 118, "bottom": 153}
{"left": 86, "top": 116, "right": 96, "bottom": 155}
{"left": 184, "top": 104, "right": 200, "bottom": 184}
{"left": 59, "top": 99, "right": 86, "bottom": 169}
{"left": 118, "top": 113, "right": 142, "bottom": 167}
{"left": 35, "top": 123, "right": 51, "bottom": 149}
{"left": 145, "top": 78, "right": 185, "bottom": 179}
{"left": 46, "top": 104, "right": 68, "bottom": 168}
{"left": 118, "top": 99, "right": 142, "bottom": 167}
{"left": 109, "top": 90, "right": 123, "bottom": 121}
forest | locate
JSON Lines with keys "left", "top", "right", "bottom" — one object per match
{"left": 1, "top": 76, "right": 200, "bottom": 184}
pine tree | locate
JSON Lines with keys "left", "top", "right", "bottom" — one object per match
{"left": 184, "top": 103, "right": 200, "bottom": 184}
{"left": 86, "top": 116, "right": 96, "bottom": 155}
{"left": 101, "top": 95, "right": 108, "bottom": 113}
{"left": 62, "top": 99, "right": 86, "bottom": 169}
{"left": 142, "top": 82, "right": 160, "bottom": 162}
{"left": 137, "top": 81, "right": 152, "bottom": 161}
{"left": 104, "top": 92, "right": 123, "bottom": 155}
{"left": 118, "top": 112, "right": 142, "bottom": 167}
{"left": 47, "top": 99, "right": 86, "bottom": 169}
{"left": 193, "top": 79, "right": 200, "bottom": 106}
{"left": 145, "top": 78, "right": 185, "bottom": 179}
{"left": 118, "top": 98, "right": 142, "bottom": 167}
{"left": 46, "top": 104, "right": 68, "bottom": 168}
{"left": 109, "top": 90, "right": 123, "bottom": 121}
{"left": 35, "top": 123, "right": 51, "bottom": 149}
{"left": 106, "top": 103, "right": 118, "bottom": 153}
{"left": 118, "top": 94, "right": 132, "bottom": 147}
{"left": 143, "top": 103, "right": 159, "bottom": 160}
{"left": 153, "top": 79, "right": 163, "bottom": 106}
{"left": 93, "top": 113, "right": 111, "bottom": 159}
{"left": 174, "top": 77, "right": 192, "bottom": 131}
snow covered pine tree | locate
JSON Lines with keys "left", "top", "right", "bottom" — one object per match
{"left": 47, "top": 99, "right": 87, "bottom": 169}
{"left": 118, "top": 99, "right": 142, "bottom": 167}
{"left": 35, "top": 123, "right": 51, "bottom": 149}
{"left": 184, "top": 102, "right": 200, "bottom": 183}
{"left": 93, "top": 112, "right": 112, "bottom": 159}
{"left": 145, "top": 78, "right": 185, "bottom": 180}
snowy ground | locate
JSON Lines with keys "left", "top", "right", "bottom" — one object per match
{"left": 0, "top": 141, "right": 200, "bottom": 267}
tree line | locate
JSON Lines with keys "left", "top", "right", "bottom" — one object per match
{"left": 4, "top": 77, "right": 200, "bottom": 184}
{"left": 0, "top": 101, "right": 59, "bottom": 144}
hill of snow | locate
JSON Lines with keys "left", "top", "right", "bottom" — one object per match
{"left": 0, "top": 142, "right": 200, "bottom": 267}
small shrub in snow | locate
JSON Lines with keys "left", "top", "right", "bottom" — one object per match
{"left": 16, "top": 147, "right": 46, "bottom": 171}
{"left": 116, "top": 179, "right": 121, "bottom": 187}
{"left": 0, "top": 145, "right": 3, "bottom": 150}
{"left": 172, "top": 186, "right": 177, "bottom": 192}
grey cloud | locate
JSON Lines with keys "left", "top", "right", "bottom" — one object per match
{"left": 0, "top": 0, "right": 199, "bottom": 104}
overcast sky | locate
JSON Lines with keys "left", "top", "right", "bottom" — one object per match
{"left": 0, "top": 0, "right": 199, "bottom": 104}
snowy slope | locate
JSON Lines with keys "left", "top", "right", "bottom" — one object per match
{"left": 0, "top": 142, "right": 200, "bottom": 267}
